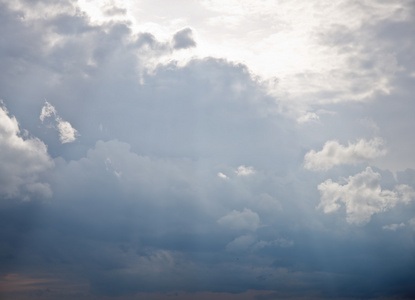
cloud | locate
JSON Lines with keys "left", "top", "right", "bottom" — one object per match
{"left": 256, "top": 193, "right": 282, "bottom": 213}
{"left": 235, "top": 165, "right": 255, "bottom": 176}
{"left": 39, "top": 101, "right": 57, "bottom": 122}
{"left": 382, "top": 223, "right": 405, "bottom": 231}
{"left": 0, "top": 102, "right": 53, "bottom": 199}
{"left": 225, "top": 234, "right": 256, "bottom": 252}
{"left": 172, "top": 27, "right": 196, "bottom": 50}
{"left": 317, "top": 167, "right": 414, "bottom": 225}
{"left": 40, "top": 101, "right": 78, "bottom": 144}
{"left": 226, "top": 235, "right": 294, "bottom": 253}
{"left": 217, "top": 208, "right": 260, "bottom": 231}
{"left": 103, "top": 4, "right": 127, "bottom": 17}
{"left": 252, "top": 238, "right": 294, "bottom": 251}
{"left": 297, "top": 112, "right": 319, "bottom": 124}
{"left": 1, "top": 1, "right": 415, "bottom": 299}
{"left": 199, "top": 0, "right": 411, "bottom": 116}
{"left": 56, "top": 118, "right": 78, "bottom": 144}
{"left": 304, "top": 138, "right": 387, "bottom": 171}
{"left": 217, "top": 172, "right": 229, "bottom": 179}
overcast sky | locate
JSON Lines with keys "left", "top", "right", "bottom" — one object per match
{"left": 1, "top": 0, "right": 415, "bottom": 299}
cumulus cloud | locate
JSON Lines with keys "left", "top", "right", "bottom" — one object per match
{"left": 217, "top": 208, "right": 260, "bottom": 231}
{"left": 0, "top": 102, "right": 53, "bottom": 199}
{"left": 304, "top": 138, "right": 387, "bottom": 171}
{"left": 40, "top": 101, "right": 79, "bottom": 144}
{"left": 317, "top": 167, "right": 414, "bottom": 225}
{"left": 56, "top": 118, "right": 78, "bottom": 144}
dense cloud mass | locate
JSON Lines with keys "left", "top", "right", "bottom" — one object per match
{"left": 0, "top": 103, "right": 54, "bottom": 200}
{"left": 1, "top": 0, "right": 415, "bottom": 299}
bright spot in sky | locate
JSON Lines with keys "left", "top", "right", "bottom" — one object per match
{"left": 77, "top": 0, "right": 407, "bottom": 117}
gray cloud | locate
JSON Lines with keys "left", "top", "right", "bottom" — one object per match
{"left": 172, "top": 27, "right": 197, "bottom": 50}
{"left": 218, "top": 208, "right": 260, "bottom": 231}
{"left": 103, "top": 6, "right": 127, "bottom": 17}
{"left": 0, "top": 0, "right": 415, "bottom": 299}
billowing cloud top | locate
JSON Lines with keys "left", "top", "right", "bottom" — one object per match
{"left": 318, "top": 167, "right": 414, "bottom": 225}
{"left": 304, "top": 138, "right": 387, "bottom": 171}
{"left": 1, "top": 0, "right": 415, "bottom": 299}
{"left": 0, "top": 102, "right": 53, "bottom": 200}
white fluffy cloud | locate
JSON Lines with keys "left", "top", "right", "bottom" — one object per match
{"left": 56, "top": 118, "right": 78, "bottom": 144}
{"left": 317, "top": 167, "right": 414, "bottom": 225}
{"left": 40, "top": 101, "right": 79, "bottom": 144}
{"left": 0, "top": 103, "right": 54, "bottom": 199}
{"left": 304, "top": 138, "right": 386, "bottom": 171}
{"left": 217, "top": 208, "right": 260, "bottom": 231}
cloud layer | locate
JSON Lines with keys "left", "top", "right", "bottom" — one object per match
{"left": 1, "top": 0, "right": 415, "bottom": 299}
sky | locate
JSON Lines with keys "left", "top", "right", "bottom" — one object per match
{"left": 0, "top": 0, "right": 415, "bottom": 299}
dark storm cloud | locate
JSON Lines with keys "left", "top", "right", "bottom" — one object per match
{"left": 1, "top": 0, "right": 415, "bottom": 299}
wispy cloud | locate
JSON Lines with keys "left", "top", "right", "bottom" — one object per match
{"left": 218, "top": 208, "right": 260, "bottom": 231}
{"left": 40, "top": 101, "right": 79, "bottom": 144}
